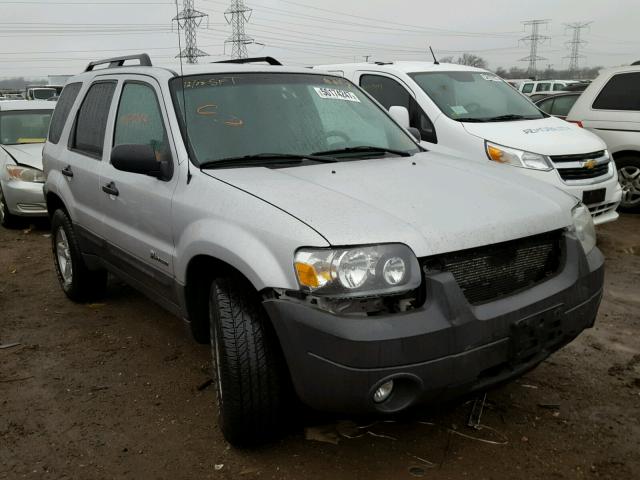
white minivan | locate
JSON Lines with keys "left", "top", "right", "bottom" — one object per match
{"left": 566, "top": 65, "right": 640, "bottom": 212}
{"left": 314, "top": 62, "right": 622, "bottom": 224}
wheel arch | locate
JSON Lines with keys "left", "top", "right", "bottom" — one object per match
{"left": 611, "top": 149, "right": 640, "bottom": 162}
{"left": 46, "top": 191, "right": 68, "bottom": 218}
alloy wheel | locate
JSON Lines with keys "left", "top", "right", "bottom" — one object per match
{"left": 55, "top": 228, "right": 73, "bottom": 287}
{"left": 619, "top": 165, "right": 640, "bottom": 208}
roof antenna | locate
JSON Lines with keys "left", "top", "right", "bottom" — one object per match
{"left": 174, "top": 0, "right": 192, "bottom": 185}
{"left": 429, "top": 46, "right": 440, "bottom": 65}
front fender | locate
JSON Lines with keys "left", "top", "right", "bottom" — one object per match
{"left": 175, "top": 217, "right": 328, "bottom": 291}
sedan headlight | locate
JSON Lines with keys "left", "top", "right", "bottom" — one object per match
{"left": 294, "top": 244, "right": 421, "bottom": 297}
{"left": 569, "top": 203, "right": 596, "bottom": 254}
{"left": 485, "top": 141, "right": 552, "bottom": 171}
{"left": 5, "top": 164, "right": 45, "bottom": 183}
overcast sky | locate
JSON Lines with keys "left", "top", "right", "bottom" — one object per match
{"left": 1, "top": 0, "right": 639, "bottom": 79}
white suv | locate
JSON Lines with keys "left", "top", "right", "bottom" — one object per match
{"left": 314, "top": 62, "right": 622, "bottom": 224}
{"left": 43, "top": 55, "right": 604, "bottom": 446}
{"left": 567, "top": 65, "right": 640, "bottom": 212}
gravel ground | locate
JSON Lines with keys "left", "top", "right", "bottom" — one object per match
{"left": 1, "top": 215, "right": 639, "bottom": 480}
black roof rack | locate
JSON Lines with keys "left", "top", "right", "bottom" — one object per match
{"left": 213, "top": 56, "right": 282, "bottom": 66}
{"left": 374, "top": 61, "right": 393, "bottom": 65}
{"left": 85, "top": 53, "right": 152, "bottom": 72}
{"left": 632, "top": 60, "right": 640, "bottom": 66}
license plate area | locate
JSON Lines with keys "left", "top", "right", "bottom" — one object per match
{"left": 583, "top": 188, "right": 606, "bottom": 205}
{"left": 510, "top": 308, "right": 564, "bottom": 362}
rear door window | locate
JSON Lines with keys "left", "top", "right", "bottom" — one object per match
{"left": 48, "top": 82, "right": 82, "bottom": 144}
{"left": 592, "top": 72, "right": 640, "bottom": 111}
{"left": 550, "top": 95, "right": 579, "bottom": 117}
{"left": 536, "top": 97, "right": 555, "bottom": 114}
{"left": 70, "top": 81, "right": 117, "bottom": 158}
{"left": 536, "top": 83, "right": 551, "bottom": 92}
{"left": 360, "top": 74, "right": 437, "bottom": 143}
{"left": 522, "top": 83, "right": 534, "bottom": 94}
{"left": 552, "top": 83, "right": 566, "bottom": 91}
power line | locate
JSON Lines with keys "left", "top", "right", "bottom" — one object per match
{"left": 173, "top": 0, "right": 209, "bottom": 63}
{"left": 564, "top": 21, "right": 592, "bottom": 74}
{"left": 519, "top": 19, "right": 551, "bottom": 77}
{"left": 224, "top": 0, "right": 254, "bottom": 59}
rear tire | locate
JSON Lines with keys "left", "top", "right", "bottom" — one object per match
{"left": 0, "top": 185, "right": 21, "bottom": 229}
{"left": 208, "top": 276, "right": 289, "bottom": 447}
{"left": 616, "top": 155, "right": 640, "bottom": 213}
{"left": 51, "top": 209, "right": 107, "bottom": 302}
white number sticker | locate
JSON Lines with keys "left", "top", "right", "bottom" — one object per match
{"left": 314, "top": 87, "right": 361, "bottom": 102}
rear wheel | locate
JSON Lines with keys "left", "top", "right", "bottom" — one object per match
{"left": 0, "top": 185, "right": 20, "bottom": 229}
{"left": 51, "top": 209, "right": 107, "bottom": 302}
{"left": 208, "top": 276, "right": 289, "bottom": 447}
{"left": 617, "top": 156, "right": 640, "bottom": 213}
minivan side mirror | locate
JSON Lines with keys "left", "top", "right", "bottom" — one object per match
{"left": 389, "top": 105, "right": 410, "bottom": 129}
{"left": 111, "top": 144, "right": 169, "bottom": 180}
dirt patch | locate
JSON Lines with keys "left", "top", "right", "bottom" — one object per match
{"left": 1, "top": 215, "right": 639, "bottom": 480}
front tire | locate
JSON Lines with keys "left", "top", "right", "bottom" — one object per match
{"left": 617, "top": 155, "right": 640, "bottom": 213}
{"left": 209, "top": 276, "right": 289, "bottom": 447}
{"left": 0, "top": 185, "right": 20, "bottom": 229}
{"left": 51, "top": 209, "right": 107, "bottom": 302}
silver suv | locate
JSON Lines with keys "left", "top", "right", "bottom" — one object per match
{"left": 43, "top": 55, "right": 604, "bottom": 447}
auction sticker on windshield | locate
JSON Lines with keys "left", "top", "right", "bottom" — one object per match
{"left": 314, "top": 87, "right": 360, "bottom": 102}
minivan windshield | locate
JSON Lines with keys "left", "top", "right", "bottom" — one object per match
{"left": 0, "top": 110, "right": 53, "bottom": 145}
{"left": 170, "top": 73, "right": 419, "bottom": 166}
{"left": 409, "top": 71, "right": 545, "bottom": 122}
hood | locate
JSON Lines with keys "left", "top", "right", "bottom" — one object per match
{"left": 206, "top": 152, "right": 576, "bottom": 257}
{"left": 462, "top": 116, "right": 606, "bottom": 156}
{"left": 1, "top": 143, "right": 44, "bottom": 170}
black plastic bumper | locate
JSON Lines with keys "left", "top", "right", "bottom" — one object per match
{"left": 263, "top": 236, "right": 604, "bottom": 414}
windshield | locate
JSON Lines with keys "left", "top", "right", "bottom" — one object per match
{"left": 32, "top": 88, "right": 56, "bottom": 100}
{"left": 409, "top": 71, "right": 545, "bottom": 122}
{"left": 170, "top": 73, "right": 419, "bottom": 166}
{"left": 0, "top": 110, "right": 53, "bottom": 145}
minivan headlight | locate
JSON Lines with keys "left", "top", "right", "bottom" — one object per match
{"left": 5, "top": 164, "right": 45, "bottom": 183}
{"left": 294, "top": 244, "right": 421, "bottom": 297}
{"left": 485, "top": 141, "right": 552, "bottom": 171}
{"left": 569, "top": 203, "right": 596, "bottom": 254}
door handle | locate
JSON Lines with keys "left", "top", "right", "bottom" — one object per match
{"left": 102, "top": 181, "right": 119, "bottom": 196}
{"left": 61, "top": 165, "right": 73, "bottom": 178}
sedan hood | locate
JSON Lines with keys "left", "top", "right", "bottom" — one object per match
{"left": 1, "top": 143, "right": 44, "bottom": 170}
{"left": 207, "top": 152, "right": 576, "bottom": 257}
{"left": 462, "top": 116, "right": 605, "bottom": 156}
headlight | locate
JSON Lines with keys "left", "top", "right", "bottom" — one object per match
{"left": 5, "top": 164, "right": 45, "bottom": 183}
{"left": 569, "top": 203, "right": 596, "bottom": 254}
{"left": 485, "top": 141, "right": 552, "bottom": 171}
{"left": 294, "top": 244, "right": 421, "bottom": 297}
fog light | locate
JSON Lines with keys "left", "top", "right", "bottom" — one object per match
{"left": 373, "top": 380, "right": 394, "bottom": 403}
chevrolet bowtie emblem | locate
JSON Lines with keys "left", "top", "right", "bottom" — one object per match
{"left": 582, "top": 159, "right": 597, "bottom": 169}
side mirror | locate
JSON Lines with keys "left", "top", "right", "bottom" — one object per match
{"left": 389, "top": 106, "right": 410, "bottom": 129}
{"left": 111, "top": 144, "right": 169, "bottom": 179}
{"left": 408, "top": 127, "right": 421, "bottom": 142}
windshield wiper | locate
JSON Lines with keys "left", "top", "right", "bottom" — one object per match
{"left": 311, "top": 146, "right": 412, "bottom": 158}
{"left": 199, "top": 153, "right": 336, "bottom": 169}
{"left": 455, "top": 117, "right": 490, "bottom": 123}
{"left": 483, "top": 114, "right": 535, "bottom": 122}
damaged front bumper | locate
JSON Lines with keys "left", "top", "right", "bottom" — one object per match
{"left": 263, "top": 235, "right": 604, "bottom": 414}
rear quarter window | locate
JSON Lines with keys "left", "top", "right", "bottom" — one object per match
{"left": 522, "top": 83, "right": 534, "bottom": 94}
{"left": 592, "top": 72, "right": 640, "bottom": 110}
{"left": 48, "top": 82, "right": 82, "bottom": 144}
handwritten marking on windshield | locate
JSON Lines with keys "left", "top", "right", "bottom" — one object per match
{"left": 184, "top": 77, "right": 239, "bottom": 89}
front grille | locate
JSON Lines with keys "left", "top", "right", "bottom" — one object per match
{"left": 557, "top": 163, "right": 610, "bottom": 181}
{"left": 549, "top": 150, "right": 610, "bottom": 182}
{"left": 422, "top": 231, "right": 563, "bottom": 305}
{"left": 549, "top": 150, "right": 605, "bottom": 163}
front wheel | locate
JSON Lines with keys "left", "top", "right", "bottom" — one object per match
{"left": 617, "top": 156, "right": 640, "bottom": 213}
{"left": 209, "top": 276, "right": 289, "bottom": 447}
{"left": 51, "top": 209, "right": 107, "bottom": 302}
{"left": 0, "top": 185, "right": 20, "bottom": 229}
